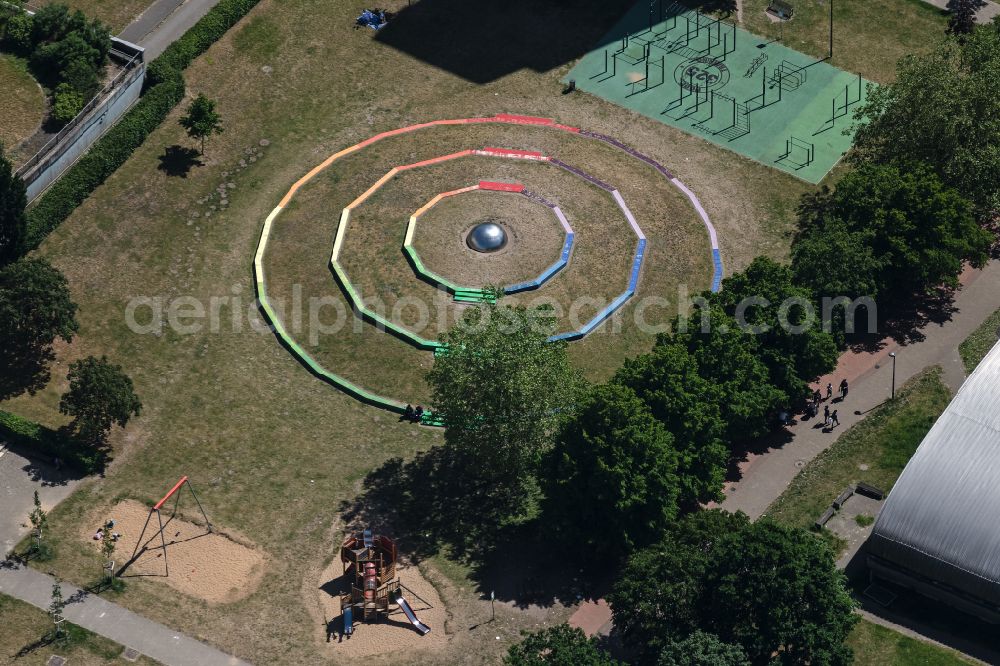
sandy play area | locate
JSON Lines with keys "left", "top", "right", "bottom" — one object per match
{"left": 317, "top": 557, "right": 449, "bottom": 658}
{"left": 85, "top": 500, "right": 266, "bottom": 604}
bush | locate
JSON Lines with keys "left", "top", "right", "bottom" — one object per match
{"left": 24, "top": 0, "right": 264, "bottom": 248}
{"left": 52, "top": 82, "right": 85, "bottom": 124}
{"left": 0, "top": 409, "right": 102, "bottom": 473}
{"left": 1, "top": 12, "right": 34, "bottom": 54}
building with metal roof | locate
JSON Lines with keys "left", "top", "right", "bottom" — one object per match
{"left": 867, "top": 340, "right": 1000, "bottom": 623}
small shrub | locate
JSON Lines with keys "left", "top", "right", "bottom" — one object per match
{"left": 52, "top": 82, "right": 85, "bottom": 124}
{"left": 855, "top": 514, "right": 875, "bottom": 527}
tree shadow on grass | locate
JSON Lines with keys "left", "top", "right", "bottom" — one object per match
{"left": 157, "top": 145, "right": 203, "bottom": 177}
{"left": 373, "top": 0, "right": 636, "bottom": 84}
{"left": 338, "top": 445, "right": 591, "bottom": 609}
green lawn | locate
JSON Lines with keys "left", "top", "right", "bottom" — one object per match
{"left": 766, "top": 367, "right": 951, "bottom": 531}
{"left": 0, "top": 593, "right": 159, "bottom": 665}
{"left": 848, "top": 619, "right": 976, "bottom": 665}
{"left": 742, "top": 0, "right": 949, "bottom": 83}
{"left": 958, "top": 307, "right": 1000, "bottom": 373}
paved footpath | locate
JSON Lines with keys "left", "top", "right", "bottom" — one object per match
{"left": 918, "top": 0, "right": 1000, "bottom": 23}
{"left": 0, "top": 559, "right": 250, "bottom": 666}
{"left": 118, "top": 0, "right": 224, "bottom": 59}
{"left": 720, "top": 259, "right": 1000, "bottom": 519}
{"left": 0, "top": 446, "right": 83, "bottom": 557}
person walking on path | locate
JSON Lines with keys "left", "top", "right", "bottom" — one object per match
{"left": 840, "top": 378, "right": 849, "bottom": 399}
{"left": 831, "top": 410, "right": 840, "bottom": 428}
{"left": 826, "top": 382, "right": 833, "bottom": 400}
{"left": 824, "top": 405, "right": 830, "bottom": 422}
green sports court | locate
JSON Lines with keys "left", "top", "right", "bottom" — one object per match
{"left": 565, "top": 0, "right": 871, "bottom": 182}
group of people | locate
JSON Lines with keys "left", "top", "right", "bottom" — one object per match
{"left": 402, "top": 404, "right": 425, "bottom": 423}
{"left": 92, "top": 519, "right": 121, "bottom": 542}
{"left": 804, "top": 378, "right": 849, "bottom": 430}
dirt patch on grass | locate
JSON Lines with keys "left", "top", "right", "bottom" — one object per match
{"left": 316, "top": 558, "right": 449, "bottom": 658}
{"left": 83, "top": 500, "right": 266, "bottom": 604}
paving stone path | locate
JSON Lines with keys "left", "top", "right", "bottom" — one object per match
{"left": 0, "top": 559, "right": 251, "bottom": 666}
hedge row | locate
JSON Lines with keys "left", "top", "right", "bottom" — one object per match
{"left": 24, "top": 0, "right": 263, "bottom": 249}
{"left": 0, "top": 409, "right": 102, "bottom": 473}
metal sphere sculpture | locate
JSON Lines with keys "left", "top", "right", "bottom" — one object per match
{"left": 467, "top": 222, "right": 507, "bottom": 252}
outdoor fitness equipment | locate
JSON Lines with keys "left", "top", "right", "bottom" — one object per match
{"left": 776, "top": 136, "right": 815, "bottom": 169}
{"left": 813, "top": 72, "right": 863, "bottom": 135}
{"left": 123, "top": 476, "right": 212, "bottom": 577}
{"left": 339, "top": 529, "right": 431, "bottom": 636}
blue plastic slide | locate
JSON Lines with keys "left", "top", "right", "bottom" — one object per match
{"left": 343, "top": 605, "right": 354, "bottom": 636}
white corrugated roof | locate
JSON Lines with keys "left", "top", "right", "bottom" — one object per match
{"left": 869, "top": 339, "right": 1000, "bottom": 605}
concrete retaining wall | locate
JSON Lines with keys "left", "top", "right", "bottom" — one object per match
{"left": 17, "top": 38, "right": 146, "bottom": 202}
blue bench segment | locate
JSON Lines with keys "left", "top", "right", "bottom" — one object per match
{"left": 504, "top": 232, "right": 575, "bottom": 294}
{"left": 711, "top": 248, "right": 723, "bottom": 292}
{"left": 548, "top": 237, "right": 644, "bottom": 342}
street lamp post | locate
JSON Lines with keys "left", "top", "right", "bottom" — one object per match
{"left": 889, "top": 352, "right": 897, "bottom": 400}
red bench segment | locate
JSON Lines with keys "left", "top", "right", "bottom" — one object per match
{"left": 478, "top": 181, "right": 525, "bottom": 192}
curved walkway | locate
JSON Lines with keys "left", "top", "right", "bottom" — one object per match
{"left": 0, "top": 559, "right": 250, "bottom": 666}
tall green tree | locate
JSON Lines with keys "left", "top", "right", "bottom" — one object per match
{"left": 505, "top": 624, "right": 621, "bottom": 666}
{"left": 0, "top": 258, "right": 79, "bottom": 398}
{"left": 0, "top": 147, "right": 28, "bottom": 266}
{"left": 851, "top": 24, "right": 1000, "bottom": 220}
{"left": 615, "top": 343, "right": 728, "bottom": 507}
{"left": 791, "top": 163, "right": 990, "bottom": 303}
{"left": 671, "top": 306, "right": 788, "bottom": 442}
{"left": 59, "top": 355, "right": 141, "bottom": 447}
{"left": 710, "top": 257, "right": 838, "bottom": 401}
{"left": 609, "top": 511, "right": 858, "bottom": 666}
{"left": 179, "top": 94, "right": 223, "bottom": 154}
{"left": 541, "top": 383, "right": 681, "bottom": 562}
{"left": 427, "top": 300, "right": 581, "bottom": 514}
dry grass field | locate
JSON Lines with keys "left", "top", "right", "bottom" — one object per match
{"left": 0, "top": 55, "right": 45, "bottom": 158}
{"left": 0, "top": 0, "right": 937, "bottom": 661}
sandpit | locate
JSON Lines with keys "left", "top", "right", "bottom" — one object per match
{"left": 317, "top": 557, "right": 449, "bottom": 658}
{"left": 84, "top": 500, "right": 266, "bottom": 604}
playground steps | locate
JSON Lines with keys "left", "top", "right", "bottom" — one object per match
{"left": 452, "top": 289, "right": 497, "bottom": 304}
{"left": 420, "top": 411, "right": 445, "bottom": 427}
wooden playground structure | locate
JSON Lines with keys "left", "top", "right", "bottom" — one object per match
{"left": 339, "top": 529, "right": 431, "bottom": 637}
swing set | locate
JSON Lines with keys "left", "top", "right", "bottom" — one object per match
{"left": 122, "top": 476, "right": 212, "bottom": 577}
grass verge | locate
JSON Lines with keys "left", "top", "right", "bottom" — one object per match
{"left": 766, "top": 367, "right": 951, "bottom": 531}
{"left": 0, "top": 592, "right": 158, "bottom": 665}
{"left": 847, "top": 619, "right": 977, "bottom": 665}
{"left": 958, "top": 306, "right": 1000, "bottom": 373}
